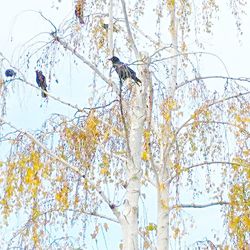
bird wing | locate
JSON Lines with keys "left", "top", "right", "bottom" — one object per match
{"left": 36, "top": 74, "right": 41, "bottom": 87}
{"left": 127, "top": 65, "right": 136, "bottom": 76}
{"left": 38, "top": 73, "right": 47, "bottom": 89}
{"left": 115, "top": 63, "right": 134, "bottom": 78}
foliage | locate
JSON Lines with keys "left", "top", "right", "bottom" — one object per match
{"left": 0, "top": 0, "right": 249, "bottom": 249}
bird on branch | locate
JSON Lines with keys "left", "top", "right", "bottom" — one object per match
{"left": 5, "top": 69, "right": 16, "bottom": 77}
{"left": 35, "top": 70, "right": 48, "bottom": 98}
{"left": 108, "top": 56, "right": 141, "bottom": 85}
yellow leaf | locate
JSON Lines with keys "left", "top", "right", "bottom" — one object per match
{"left": 146, "top": 223, "right": 157, "bottom": 231}
{"left": 102, "top": 154, "right": 109, "bottom": 167}
{"left": 174, "top": 163, "right": 182, "bottom": 175}
{"left": 104, "top": 222, "right": 109, "bottom": 232}
{"left": 164, "top": 112, "right": 171, "bottom": 122}
{"left": 229, "top": 216, "right": 240, "bottom": 231}
{"left": 103, "top": 131, "right": 110, "bottom": 142}
{"left": 144, "top": 130, "right": 150, "bottom": 141}
{"left": 160, "top": 199, "right": 168, "bottom": 210}
{"left": 242, "top": 215, "right": 250, "bottom": 229}
{"left": 173, "top": 227, "right": 180, "bottom": 239}
{"left": 159, "top": 183, "right": 166, "bottom": 191}
{"left": 100, "top": 167, "right": 109, "bottom": 175}
{"left": 141, "top": 151, "right": 149, "bottom": 161}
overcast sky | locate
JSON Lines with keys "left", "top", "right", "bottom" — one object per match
{"left": 0, "top": 0, "right": 249, "bottom": 249}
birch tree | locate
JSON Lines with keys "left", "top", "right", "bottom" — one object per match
{"left": 0, "top": 0, "right": 249, "bottom": 249}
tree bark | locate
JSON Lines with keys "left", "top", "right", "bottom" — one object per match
{"left": 157, "top": 3, "right": 178, "bottom": 250}
{"left": 157, "top": 178, "right": 170, "bottom": 250}
{"left": 120, "top": 53, "right": 149, "bottom": 250}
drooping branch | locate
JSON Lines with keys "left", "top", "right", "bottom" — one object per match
{"left": 174, "top": 90, "right": 250, "bottom": 140}
{"left": 151, "top": 51, "right": 230, "bottom": 78}
{"left": 169, "top": 161, "right": 242, "bottom": 183}
{"left": 51, "top": 34, "right": 119, "bottom": 93}
{"left": 177, "top": 75, "right": 250, "bottom": 89}
{"left": 0, "top": 117, "right": 121, "bottom": 222}
{"left": 208, "top": 91, "right": 250, "bottom": 107}
{"left": 7, "top": 207, "right": 119, "bottom": 248}
{"left": 1, "top": 117, "right": 84, "bottom": 176}
{"left": 174, "top": 120, "right": 250, "bottom": 143}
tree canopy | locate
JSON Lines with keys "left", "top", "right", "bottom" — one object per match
{"left": 0, "top": 0, "right": 249, "bottom": 249}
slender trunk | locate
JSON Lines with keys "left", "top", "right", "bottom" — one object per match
{"left": 157, "top": 177, "right": 170, "bottom": 250}
{"left": 121, "top": 53, "right": 149, "bottom": 250}
{"left": 121, "top": 87, "right": 144, "bottom": 250}
{"left": 157, "top": 3, "right": 178, "bottom": 250}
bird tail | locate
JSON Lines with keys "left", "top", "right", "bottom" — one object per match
{"left": 41, "top": 89, "right": 48, "bottom": 98}
{"left": 135, "top": 77, "right": 142, "bottom": 85}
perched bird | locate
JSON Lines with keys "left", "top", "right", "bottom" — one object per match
{"left": 75, "top": 0, "right": 84, "bottom": 24}
{"left": 109, "top": 56, "right": 141, "bottom": 85}
{"left": 5, "top": 69, "right": 16, "bottom": 77}
{"left": 35, "top": 70, "right": 48, "bottom": 98}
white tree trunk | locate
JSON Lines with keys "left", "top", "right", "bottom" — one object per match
{"left": 157, "top": 181, "right": 170, "bottom": 250}
{"left": 120, "top": 54, "right": 149, "bottom": 250}
{"left": 157, "top": 4, "right": 178, "bottom": 250}
{"left": 121, "top": 87, "right": 144, "bottom": 250}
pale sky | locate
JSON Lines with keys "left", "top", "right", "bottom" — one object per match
{"left": 0, "top": 0, "right": 249, "bottom": 249}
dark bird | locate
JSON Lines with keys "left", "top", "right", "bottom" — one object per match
{"left": 109, "top": 56, "right": 141, "bottom": 85}
{"left": 5, "top": 69, "right": 16, "bottom": 77}
{"left": 35, "top": 70, "right": 48, "bottom": 98}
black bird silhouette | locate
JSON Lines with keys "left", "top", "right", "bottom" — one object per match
{"left": 5, "top": 69, "right": 16, "bottom": 77}
{"left": 109, "top": 56, "right": 141, "bottom": 85}
{"left": 35, "top": 70, "right": 48, "bottom": 98}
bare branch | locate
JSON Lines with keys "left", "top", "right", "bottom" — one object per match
{"left": 177, "top": 75, "right": 250, "bottom": 89}
{"left": 151, "top": 51, "right": 230, "bottom": 78}
{"left": 37, "top": 11, "right": 57, "bottom": 32}
{"left": 120, "top": 0, "right": 139, "bottom": 57}
{"left": 208, "top": 91, "right": 250, "bottom": 107}
{"left": 14, "top": 77, "right": 86, "bottom": 113}
{"left": 171, "top": 201, "right": 230, "bottom": 210}
{"left": 51, "top": 34, "right": 119, "bottom": 93}
{"left": 1, "top": 52, "right": 118, "bottom": 114}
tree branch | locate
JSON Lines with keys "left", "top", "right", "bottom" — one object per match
{"left": 171, "top": 201, "right": 230, "bottom": 210}
{"left": 0, "top": 117, "right": 121, "bottom": 222}
{"left": 51, "top": 34, "right": 119, "bottom": 93}
{"left": 120, "top": 0, "right": 139, "bottom": 57}
{"left": 151, "top": 51, "right": 230, "bottom": 78}
{"left": 169, "top": 161, "right": 242, "bottom": 183}
{"left": 177, "top": 75, "right": 250, "bottom": 89}
{"left": 174, "top": 91, "right": 250, "bottom": 141}
{"left": 1, "top": 117, "right": 84, "bottom": 176}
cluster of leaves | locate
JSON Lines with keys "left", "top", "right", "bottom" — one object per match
{"left": 228, "top": 150, "right": 249, "bottom": 246}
